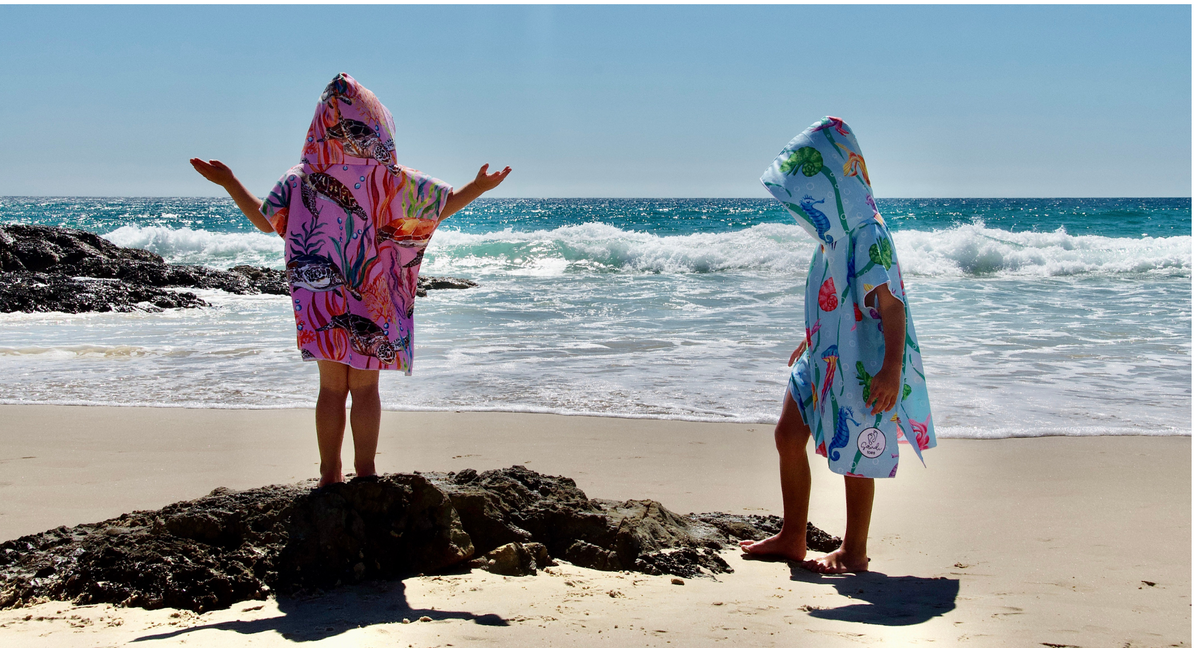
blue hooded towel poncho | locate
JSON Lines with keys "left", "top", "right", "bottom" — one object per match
{"left": 762, "top": 117, "right": 936, "bottom": 478}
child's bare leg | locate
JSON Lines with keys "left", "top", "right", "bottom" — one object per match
{"left": 807, "top": 476, "right": 874, "bottom": 573}
{"left": 740, "top": 391, "right": 811, "bottom": 561}
{"left": 315, "top": 361, "right": 350, "bottom": 487}
{"left": 348, "top": 367, "right": 381, "bottom": 478}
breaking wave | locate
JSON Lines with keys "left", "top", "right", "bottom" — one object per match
{"left": 426, "top": 222, "right": 1189, "bottom": 278}
{"left": 101, "top": 221, "right": 1190, "bottom": 278}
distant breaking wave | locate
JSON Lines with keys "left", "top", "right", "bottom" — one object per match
{"left": 428, "top": 222, "right": 1189, "bottom": 278}
{"left": 101, "top": 222, "right": 1190, "bottom": 278}
{"left": 103, "top": 225, "right": 283, "bottom": 269}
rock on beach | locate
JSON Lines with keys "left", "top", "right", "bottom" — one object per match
{"left": 0, "top": 466, "right": 839, "bottom": 612}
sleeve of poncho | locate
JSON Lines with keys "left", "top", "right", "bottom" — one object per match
{"left": 854, "top": 223, "right": 902, "bottom": 309}
{"left": 395, "top": 166, "right": 452, "bottom": 222}
{"left": 259, "top": 168, "right": 299, "bottom": 237}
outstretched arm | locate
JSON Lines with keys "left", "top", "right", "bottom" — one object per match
{"left": 441, "top": 164, "right": 512, "bottom": 221}
{"left": 189, "top": 158, "right": 273, "bottom": 233}
{"left": 866, "top": 284, "right": 906, "bottom": 415}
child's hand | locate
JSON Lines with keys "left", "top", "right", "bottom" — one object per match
{"left": 473, "top": 163, "right": 512, "bottom": 192}
{"left": 867, "top": 363, "right": 901, "bottom": 415}
{"left": 788, "top": 340, "right": 808, "bottom": 367}
{"left": 189, "top": 158, "right": 237, "bottom": 188}
{"left": 188, "top": 158, "right": 271, "bottom": 233}
{"left": 440, "top": 164, "right": 513, "bottom": 220}
{"left": 866, "top": 284, "right": 907, "bottom": 415}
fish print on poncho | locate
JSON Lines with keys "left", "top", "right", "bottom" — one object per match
{"left": 260, "top": 73, "right": 451, "bottom": 373}
{"left": 763, "top": 117, "right": 936, "bottom": 479}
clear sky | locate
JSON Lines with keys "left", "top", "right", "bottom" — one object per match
{"left": 0, "top": 4, "right": 1190, "bottom": 198}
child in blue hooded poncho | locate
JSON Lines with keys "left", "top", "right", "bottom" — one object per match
{"left": 742, "top": 117, "right": 935, "bottom": 573}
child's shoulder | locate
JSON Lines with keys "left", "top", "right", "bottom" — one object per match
{"left": 849, "top": 217, "right": 894, "bottom": 247}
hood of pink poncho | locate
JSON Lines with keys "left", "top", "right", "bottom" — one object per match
{"left": 301, "top": 73, "right": 399, "bottom": 169}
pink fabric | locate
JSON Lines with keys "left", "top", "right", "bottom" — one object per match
{"left": 261, "top": 73, "right": 452, "bottom": 374}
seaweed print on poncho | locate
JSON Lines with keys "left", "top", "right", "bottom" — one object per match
{"left": 762, "top": 117, "right": 935, "bottom": 478}
{"left": 259, "top": 73, "right": 451, "bottom": 374}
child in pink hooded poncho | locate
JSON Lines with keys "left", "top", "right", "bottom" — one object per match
{"left": 192, "top": 73, "right": 510, "bottom": 487}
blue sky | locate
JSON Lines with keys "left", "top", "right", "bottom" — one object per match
{"left": 0, "top": 4, "right": 1190, "bottom": 198}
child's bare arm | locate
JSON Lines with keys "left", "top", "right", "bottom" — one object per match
{"left": 788, "top": 339, "right": 808, "bottom": 366}
{"left": 441, "top": 164, "right": 512, "bottom": 221}
{"left": 189, "top": 158, "right": 273, "bottom": 233}
{"left": 866, "top": 285, "right": 906, "bottom": 415}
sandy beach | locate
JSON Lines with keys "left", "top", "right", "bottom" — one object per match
{"left": 0, "top": 405, "right": 1190, "bottom": 646}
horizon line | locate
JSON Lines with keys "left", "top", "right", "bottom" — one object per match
{"left": 0, "top": 195, "right": 1192, "bottom": 201}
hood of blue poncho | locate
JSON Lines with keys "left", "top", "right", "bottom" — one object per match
{"left": 761, "top": 117, "right": 882, "bottom": 244}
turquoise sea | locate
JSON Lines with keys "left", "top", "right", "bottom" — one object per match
{"left": 0, "top": 197, "right": 1190, "bottom": 438}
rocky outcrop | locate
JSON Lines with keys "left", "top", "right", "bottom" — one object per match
{"left": 0, "top": 467, "right": 840, "bottom": 612}
{"left": 0, "top": 223, "right": 477, "bottom": 313}
{"left": 276, "top": 475, "right": 473, "bottom": 593}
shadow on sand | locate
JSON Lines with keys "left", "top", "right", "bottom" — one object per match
{"left": 788, "top": 566, "right": 959, "bottom": 625}
{"left": 130, "top": 579, "right": 508, "bottom": 643}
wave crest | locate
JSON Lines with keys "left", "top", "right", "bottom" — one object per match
{"left": 102, "top": 225, "right": 284, "bottom": 269}
{"left": 427, "top": 222, "right": 1190, "bottom": 278}
{"left": 101, "top": 222, "right": 1190, "bottom": 278}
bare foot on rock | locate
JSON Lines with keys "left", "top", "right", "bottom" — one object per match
{"left": 739, "top": 533, "right": 806, "bottom": 562}
{"left": 317, "top": 472, "right": 345, "bottom": 488}
{"left": 803, "top": 546, "right": 869, "bottom": 574}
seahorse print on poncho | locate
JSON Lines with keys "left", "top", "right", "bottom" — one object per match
{"left": 798, "top": 195, "right": 834, "bottom": 244}
{"left": 829, "top": 405, "right": 858, "bottom": 462}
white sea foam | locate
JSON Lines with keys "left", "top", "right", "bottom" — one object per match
{"left": 429, "top": 222, "right": 1190, "bottom": 278}
{"left": 428, "top": 223, "right": 814, "bottom": 275}
{"left": 102, "top": 222, "right": 1190, "bottom": 279}
{"left": 894, "top": 223, "right": 1191, "bottom": 277}
{"left": 103, "top": 225, "right": 284, "bottom": 269}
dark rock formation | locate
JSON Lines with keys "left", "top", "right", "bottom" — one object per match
{"left": 0, "top": 273, "right": 209, "bottom": 313}
{"left": 468, "top": 542, "right": 554, "bottom": 576}
{"left": 428, "top": 466, "right": 838, "bottom": 576}
{"left": 416, "top": 276, "right": 477, "bottom": 297}
{"left": 276, "top": 475, "right": 473, "bottom": 593}
{"left": 0, "top": 223, "right": 477, "bottom": 313}
{"left": 0, "top": 467, "right": 841, "bottom": 613}
{"left": 0, "top": 484, "right": 300, "bottom": 612}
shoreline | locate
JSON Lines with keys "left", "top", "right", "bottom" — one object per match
{"left": 0, "top": 404, "right": 1190, "bottom": 646}
{"left": 0, "top": 401, "right": 1187, "bottom": 439}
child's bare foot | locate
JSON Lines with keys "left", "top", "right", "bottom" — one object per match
{"left": 739, "top": 532, "right": 806, "bottom": 562}
{"left": 317, "top": 463, "right": 344, "bottom": 488}
{"left": 803, "top": 546, "right": 869, "bottom": 574}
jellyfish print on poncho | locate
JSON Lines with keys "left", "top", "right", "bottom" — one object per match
{"left": 259, "top": 72, "right": 453, "bottom": 373}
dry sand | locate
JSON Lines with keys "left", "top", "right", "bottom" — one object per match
{"left": 0, "top": 405, "right": 1190, "bottom": 647}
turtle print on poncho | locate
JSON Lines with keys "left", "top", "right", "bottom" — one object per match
{"left": 260, "top": 73, "right": 451, "bottom": 373}
{"left": 762, "top": 117, "right": 936, "bottom": 478}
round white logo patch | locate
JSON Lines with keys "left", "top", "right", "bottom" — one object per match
{"left": 857, "top": 427, "right": 886, "bottom": 459}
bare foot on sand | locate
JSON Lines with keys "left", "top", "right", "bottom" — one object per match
{"left": 739, "top": 533, "right": 806, "bottom": 562}
{"left": 804, "top": 546, "right": 869, "bottom": 574}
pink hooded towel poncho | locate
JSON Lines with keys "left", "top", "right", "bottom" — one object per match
{"left": 260, "top": 73, "right": 452, "bottom": 374}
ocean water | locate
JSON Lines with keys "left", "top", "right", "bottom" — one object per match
{"left": 0, "top": 197, "right": 1190, "bottom": 438}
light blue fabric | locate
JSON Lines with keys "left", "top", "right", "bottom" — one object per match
{"left": 761, "top": 117, "right": 880, "bottom": 245}
{"left": 787, "top": 350, "right": 813, "bottom": 430}
{"left": 764, "top": 118, "right": 936, "bottom": 479}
